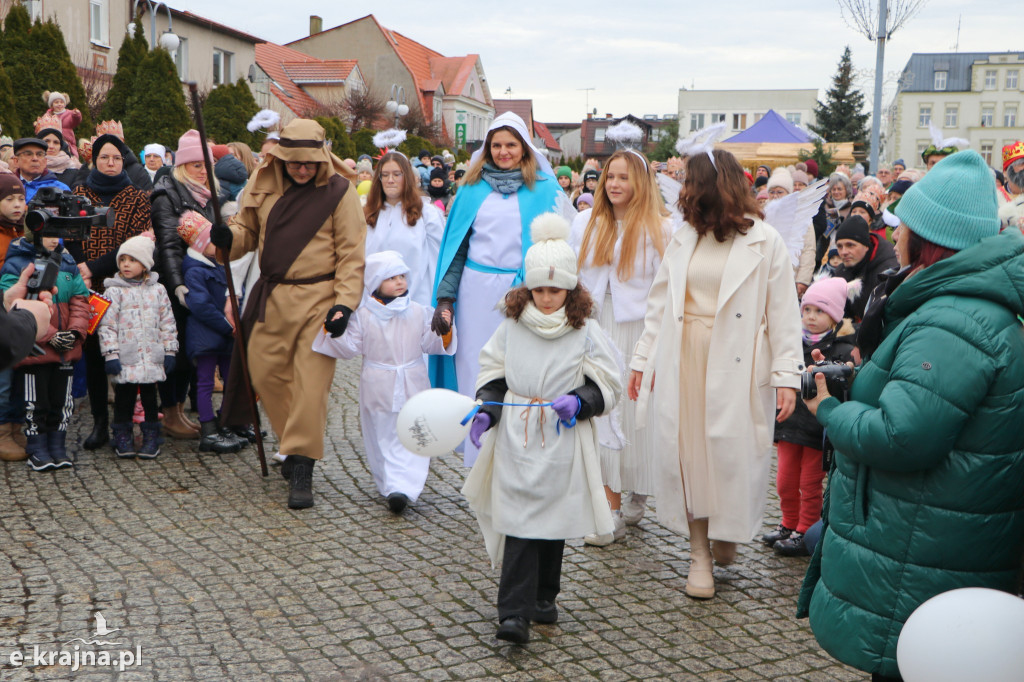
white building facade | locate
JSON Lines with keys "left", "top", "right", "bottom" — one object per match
{"left": 677, "top": 89, "right": 818, "bottom": 135}
{"left": 884, "top": 52, "right": 1024, "bottom": 168}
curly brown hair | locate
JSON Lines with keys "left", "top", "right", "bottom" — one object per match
{"left": 679, "top": 149, "right": 764, "bottom": 242}
{"left": 503, "top": 284, "right": 594, "bottom": 329}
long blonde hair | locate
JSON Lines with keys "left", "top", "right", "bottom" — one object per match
{"left": 227, "top": 141, "right": 257, "bottom": 176}
{"left": 578, "top": 150, "right": 668, "bottom": 280}
{"left": 461, "top": 125, "right": 538, "bottom": 189}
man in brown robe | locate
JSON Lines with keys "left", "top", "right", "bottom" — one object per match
{"left": 212, "top": 119, "right": 365, "bottom": 509}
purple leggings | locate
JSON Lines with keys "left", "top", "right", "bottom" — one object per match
{"left": 194, "top": 354, "right": 232, "bottom": 423}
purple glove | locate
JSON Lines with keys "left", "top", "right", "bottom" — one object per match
{"left": 551, "top": 394, "right": 580, "bottom": 422}
{"left": 469, "top": 412, "right": 491, "bottom": 449}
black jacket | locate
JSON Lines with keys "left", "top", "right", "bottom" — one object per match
{"left": 774, "top": 332, "right": 855, "bottom": 450}
{"left": 150, "top": 175, "right": 215, "bottom": 293}
{"left": 834, "top": 235, "right": 899, "bottom": 322}
{"left": 0, "top": 306, "right": 38, "bottom": 371}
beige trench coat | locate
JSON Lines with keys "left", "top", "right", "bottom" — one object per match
{"left": 630, "top": 218, "right": 803, "bottom": 542}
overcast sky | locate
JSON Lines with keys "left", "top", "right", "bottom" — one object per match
{"left": 172, "top": 1, "right": 1023, "bottom": 122}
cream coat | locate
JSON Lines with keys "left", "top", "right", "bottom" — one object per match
{"left": 630, "top": 218, "right": 803, "bottom": 542}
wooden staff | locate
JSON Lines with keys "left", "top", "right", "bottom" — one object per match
{"left": 187, "top": 82, "right": 268, "bottom": 476}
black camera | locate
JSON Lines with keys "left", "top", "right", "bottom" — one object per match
{"left": 800, "top": 360, "right": 854, "bottom": 401}
{"left": 24, "top": 187, "right": 111, "bottom": 241}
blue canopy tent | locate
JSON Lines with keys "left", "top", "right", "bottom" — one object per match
{"left": 723, "top": 109, "right": 812, "bottom": 143}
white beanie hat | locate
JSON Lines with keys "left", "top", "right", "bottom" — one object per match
{"left": 767, "top": 167, "right": 794, "bottom": 194}
{"left": 47, "top": 91, "right": 68, "bottom": 107}
{"left": 524, "top": 213, "right": 578, "bottom": 291}
{"left": 364, "top": 250, "right": 410, "bottom": 296}
{"left": 144, "top": 143, "right": 166, "bottom": 159}
{"left": 117, "top": 235, "right": 156, "bottom": 271}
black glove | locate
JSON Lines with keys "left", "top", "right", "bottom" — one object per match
{"left": 323, "top": 305, "right": 352, "bottom": 338}
{"left": 47, "top": 330, "right": 77, "bottom": 352}
{"left": 431, "top": 298, "right": 454, "bottom": 336}
{"left": 105, "top": 358, "right": 122, "bottom": 375}
{"left": 210, "top": 223, "right": 233, "bottom": 250}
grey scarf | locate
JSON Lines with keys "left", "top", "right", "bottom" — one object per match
{"left": 481, "top": 163, "right": 523, "bottom": 195}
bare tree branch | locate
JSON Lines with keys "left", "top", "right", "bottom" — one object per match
{"left": 836, "top": 0, "right": 928, "bottom": 40}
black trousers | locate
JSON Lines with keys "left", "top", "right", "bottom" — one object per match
{"left": 872, "top": 674, "right": 902, "bottom": 682}
{"left": 23, "top": 363, "right": 74, "bottom": 434}
{"left": 497, "top": 536, "right": 565, "bottom": 621}
{"left": 113, "top": 383, "right": 159, "bottom": 423}
{"left": 84, "top": 333, "right": 109, "bottom": 422}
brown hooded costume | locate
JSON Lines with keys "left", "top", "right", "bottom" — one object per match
{"left": 224, "top": 119, "right": 365, "bottom": 460}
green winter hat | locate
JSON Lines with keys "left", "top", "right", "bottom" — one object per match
{"left": 555, "top": 165, "right": 572, "bottom": 178}
{"left": 894, "top": 150, "right": 999, "bottom": 251}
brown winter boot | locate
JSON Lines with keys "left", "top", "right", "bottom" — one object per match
{"left": 175, "top": 404, "right": 200, "bottom": 433}
{"left": 0, "top": 423, "right": 28, "bottom": 462}
{"left": 161, "top": 405, "right": 197, "bottom": 439}
{"left": 711, "top": 540, "right": 737, "bottom": 566}
{"left": 685, "top": 518, "right": 715, "bottom": 599}
{"left": 11, "top": 423, "right": 26, "bottom": 449}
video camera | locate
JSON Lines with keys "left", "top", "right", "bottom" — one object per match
{"left": 25, "top": 186, "right": 111, "bottom": 242}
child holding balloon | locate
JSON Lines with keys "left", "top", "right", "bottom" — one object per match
{"left": 312, "top": 250, "right": 455, "bottom": 513}
{"left": 461, "top": 213, "right": 622, "bottom": 645}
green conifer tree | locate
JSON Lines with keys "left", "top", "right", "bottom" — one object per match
{"left": 1, "top": 4, "right": 43, "bottom": 135}
{"left": 397, "top": 134, "right": 435, "bottom": 161}
{"left": 809, "top": 46, "right": 870, "bottom": 155}
{"left": 0, "top": 62, "right": 19, "bottom": 138}
{"left": 33, "top": 19, "right": 93, "bottom": 135}
{"left": 203, "top": 79, "right": 260, "bottom": 147}
{"left": 314, "top": 116, "right": 356, "bottom": 160}
{"left": 103, "top": 18, "right": 148, "bottom": 122}
{"left": 351, "top": 128, "right": 377, "bottom": 158}
{"left": 123, "top": 48, "right": 190, "bottom": 152}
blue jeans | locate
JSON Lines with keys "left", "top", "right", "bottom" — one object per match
{"left": 0, "top": 367, "right": 25, "bottom": 424}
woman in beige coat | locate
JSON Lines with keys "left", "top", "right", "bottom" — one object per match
{"left": 628, "top": 149, "right": 803, "bottom": 599}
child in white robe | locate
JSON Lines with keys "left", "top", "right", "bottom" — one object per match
{"left": 462, "top": 214, "right": 621, "bottom": 645}
{"left": 313, "top": 250, "right": 456, "bottom": 513}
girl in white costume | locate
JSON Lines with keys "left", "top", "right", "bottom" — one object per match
{"left": 569, "top": 148, "right": 673, "bottom": 545}
{"left": 462, "top": 214, "right": 621, "bottom": 645}
{"left": 431, "top": 112, "right": 575, "bottom": 466}
{"left": 313, "top": 250, "right": 456, "bottom": 513}
{"left": 364, "top": 151, "right": 444, "bottom": 308}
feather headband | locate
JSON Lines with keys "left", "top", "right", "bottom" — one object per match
{"left": 606, "top": 120, "right": 643, "bottom": 150}
{"left": 246, "top": 109, "right": 281, "bottom": 134}
{"left": 675, "top": 121, "right": 728, "bottom": 168}
{"left": 372, "top": 128, "right": 408, "bottom": 159}
{"left": 926, "top": 121, "right": 969, "bottom": 153}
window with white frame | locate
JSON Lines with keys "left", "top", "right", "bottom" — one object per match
{"left": 24, "top": 0, "right": 42, "bottom": 21}
{"left": 1007, "top": 70, "right": 1019, "bottom": 90}
{"left": 917, "top": 142, "right": 929, "bottom": 158}
{"left": 1006, "top": 105, "right": 1018, "bottom": 128}
{"left": 89, "top": 0, "right": 109, "bottom": 46}
{"left": 785, "top": 112, "right": 802, "bottom": 126}
{"left": 174, "top": 38, "right": 189, "bottom": 80}
{"left": 710, "top": 113, "right": 726, "bottom": 124}
{"left": 980, "top": 142, "right": 994, "bottom": 165}
{"left": 944, "top": 106, "right": 958, "bottom": 127}
{"left": 732, "top": 113, "right": 747, "bottom": 130}
{"left": 433, "top": 99, "right": 441, "bottom": 123}
{"left": 595, "top": 128, "right": 606, "bottom": 142}
{"left": 984, "top": 70, "right": 997, "bottom": 89}
{"left": 934, "top": 71, "right": 947, "bottom": 90}
{"left": 918, "top": 105, "right": 931, "bottom": 127}
{"left": 689, "top": 113, "right": 705, "bottom": 132}
{"left": 212, "top": 49, "right": 234, "bottom": 86}
{"left": 982, "top": 107, "right": 994, "bottom": 127}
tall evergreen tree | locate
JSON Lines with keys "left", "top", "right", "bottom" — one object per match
{"left": 103, "top": 18, "right": 148, "bottom": 122}
{"left": 351, "top": 128, "right": 377, "bottom": 158}
{"left": 123, "top": 48, "right": 190, "bottom": 152}
{"left": 34, "top": 19, "right": 93, "bottom": 135}
{"left": 809, "top": 46, "right": 870, "bottom": 155}
{"left": 0, "top": 61, "right": 19, "bottom": 138}
{"left": 314, "top": 116, "right": 355, "bottom": 160}
{"left": 1, "top": 4, "right": 43, "bottom": 135}
{"left": 203, "top": 78, "right": 260, "bottom": 147}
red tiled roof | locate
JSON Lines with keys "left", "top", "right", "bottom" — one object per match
{"left": 255, "top": 43, "right": 357, "bottom": 116}
{"left": 429, "top": 55, "right": 479, "bottom": 98}
{"left": 533, "top": 121, "right": 560, "bottom": 153}
{"left": 494, "top": 100, "right": 534, "bottom": 132}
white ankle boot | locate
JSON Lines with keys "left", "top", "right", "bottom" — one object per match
{"left": 685, "top": 518, "right": 715, "bottom": 599}
{"left": 621, "top": 492, "right": 648, "bottom": 525}
{"left": 584, "top": 509, "right": 626, "bottom": 546}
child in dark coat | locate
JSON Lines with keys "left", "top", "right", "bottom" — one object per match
{"left": 177, "top": 211, "right": 244, "bottom": 454}
{"left": 766, "top": 276, "right": 855, "bottom": 556}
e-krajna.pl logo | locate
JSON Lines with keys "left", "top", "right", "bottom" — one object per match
{"left": 6, "top": 612, "right": 142, "bottom": 672}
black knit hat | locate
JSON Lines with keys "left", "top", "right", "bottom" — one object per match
{"left": 834, "top": 215, "right": 871, "bottom": 247}
{"left": 849, "top": 200, "right": 876, "bottom": 221}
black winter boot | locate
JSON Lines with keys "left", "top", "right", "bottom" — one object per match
{"left": 199, "top": 420, "right": 242, "bottom": 454}
{"left": 218, "top": 426, "right": 248, "bottom": 450}
{"left": 83, "top": 415, "right": 108, "bottom": 450}
{"left": 26, "top": 433, "right": 55, "bottom": 471}
{"left": 138, "top": 422, "right": 161, "bottom": 459}
{"left": 111, "top": 423, "right": 135, "bottom": 459}
{"left": 287, "top": 456, "right": 315, "bottom": 509}
{"left": 47, "top": 431, "right": 72, "bottom": 468}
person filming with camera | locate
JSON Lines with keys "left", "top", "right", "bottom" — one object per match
{"left": 796, "top": 150, "right": 1024, "bottom": 682}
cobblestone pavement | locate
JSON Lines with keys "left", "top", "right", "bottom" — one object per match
{"left": 0, "top": 358, "right": 861, "bottom": 681}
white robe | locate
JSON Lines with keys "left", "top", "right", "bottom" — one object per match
{"left": 365, "top": 198, "right": 444, "bottom": 308}
{"left": 461, "top": 314, "right": 622, "bottom": 566}
{"left": 313, "top": 296, "right": 456, "bottom": 501}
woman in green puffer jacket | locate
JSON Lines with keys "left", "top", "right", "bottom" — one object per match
{"left": 798, "top": 150, "right": 1024, "bottom": 682}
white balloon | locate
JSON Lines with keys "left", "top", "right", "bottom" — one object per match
{"left": 396, "top": 389, "right": 479, "bottom": 457}
{"left": 897, "top": 587, "right": 1024, "bottom": 682}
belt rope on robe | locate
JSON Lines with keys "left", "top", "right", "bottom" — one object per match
{"left": 459, "top": 399, "right": 578, "bottom": 448}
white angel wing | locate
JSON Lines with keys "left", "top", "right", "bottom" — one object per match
{"left": 675, "top": 121, "right": 728, "bottom": 159}
{"left": 763, "top": 178, "right": 828, "bottom": 267}
{"left": 656, "top": 172, "right": 684, "bottom": 227}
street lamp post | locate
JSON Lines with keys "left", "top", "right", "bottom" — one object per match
{"left": 385, "top": 85, "right": 409, "bottom": 127}
{"left": 129, "top": 0, "right": 179, "bottom": 55}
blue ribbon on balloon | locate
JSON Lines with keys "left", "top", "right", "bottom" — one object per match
{"left": 460, "top": 401, "right": 576, "bottom": 433}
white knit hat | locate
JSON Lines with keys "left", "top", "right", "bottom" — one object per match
{"left": 117, "top": 235, "right": 155, "bottom": 271}
{"left": 143, "top": 143, "right": 166, "bottom": 159}
{"left": 767, "top": 167, "right": 794, "bottom": 194}
{"left": 364, "top": 250, "right": 410, "bottom": 296}
{"left": 524, "top": 213, "right": 578, "bottom": 291}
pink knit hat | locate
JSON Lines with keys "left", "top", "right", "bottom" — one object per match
{"left": 802, "top": 277, "right": 860, "bottom": 323}
{"left": 177, "top": 210, "right": 212, "bottom": 252}
{"left": 174, "top": 129, "right": 210, "bottom": 166}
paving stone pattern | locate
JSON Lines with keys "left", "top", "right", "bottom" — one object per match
{"left": 0, "top": 358, "right": 861, "bottom": 681}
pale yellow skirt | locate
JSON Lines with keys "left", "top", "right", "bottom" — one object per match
{"left": 679, "top": 313, "right": 717, "bottom": 519}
